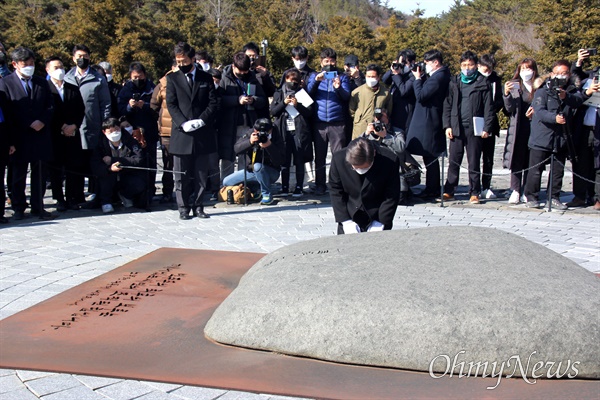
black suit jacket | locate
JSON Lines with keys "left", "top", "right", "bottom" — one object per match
{"left": 329, "top": 143, "right": 400, "bottom": 230}
{"left": 166, "top": 68, "right": 219, "bottom": 156}
{"left": 48, "top": 80, "right": 86, "bottom": 160}
{"left": 0, "top": 72, "right": 54, "bottom": 162}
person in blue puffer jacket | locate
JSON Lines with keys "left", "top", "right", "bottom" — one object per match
{"left": 306, "top": 48, "right": 351, "bottom": 195}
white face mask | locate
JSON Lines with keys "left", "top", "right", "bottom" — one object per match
{"left": 520, "top": 70, "right": 534, "bottom": 82}
{"left": 479, "top": 70, "right": 491, "bottom": 78}
{"left": 293, "top": 59, "right": 307, "bottom": 70}
{"left": 106, "top": 130, "right": 122, "bottom": 142}
{"left": 403, "top": 65, "right": 411, "bottom": 74}
{"left": 200, "top": 62, "right": 210, "bottom": 71}
{"left": 353, "top": 164, "right": 372, "bottom": 175}
{"left": 124, "top": 126, "right": 133, "bottom": 134}
{"left": 50, "top": 68, "right": 65, "bottom": 81}
{"left": 425, "top": 64, "right": 433, "bottom": 75}
{"left": 365, "top": 77, "right": 379, "bottom": 88}
{"left": 106, "top": 73, "right": 113, "bottom": 82}
{"left": 20, "top": 66, "right": 35, "bottom": 77}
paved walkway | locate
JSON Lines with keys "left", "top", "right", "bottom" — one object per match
{"left": 1, "top": 135, "right": 599, "bottom": 399}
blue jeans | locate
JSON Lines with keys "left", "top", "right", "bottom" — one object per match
{"left": 222, "top": 163, "right": 280, "bottom": 198}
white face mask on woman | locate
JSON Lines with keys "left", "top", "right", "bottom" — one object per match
{"left": 520, "top": 70, "right": 534, "bottom": 82}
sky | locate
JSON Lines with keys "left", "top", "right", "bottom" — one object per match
{"left": 386, "top": 0, "right": 458, "bottom": 18}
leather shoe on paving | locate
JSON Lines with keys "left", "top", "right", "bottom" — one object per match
{"left": 469, "top": 195, "right": 480, "bottom": 204}
{"left": 13, "top": 210, "right": 25, "bottom": 220}
{"left": 194, "top": 208, "right": 210, "bottom": 219}
{"left": 32, "top": 210, "right": 54, "bottom": 220}
{"left": 565, "top": 197, "right": 586, "bottom": 208}
{"left": 0, "top": 216, "right": 8, "bottom": 224}
{"left": 442, "top": 193, "right": 454, "bottom": 201}
{"left": 179, "top": 210, "right": 192, "bottom": 220}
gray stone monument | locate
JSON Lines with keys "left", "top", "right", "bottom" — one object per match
{"left": 205, "top": 226, "right": 600, "bottom": 379}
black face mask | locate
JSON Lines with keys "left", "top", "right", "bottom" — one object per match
{"left": 179, "top": 64, "right": 193, "bottom": 74}
{"left": 133, "top": 79, "right": 146, "bottom": 89}
{"left": 285, "top": 81, "right": 299, "bottom": 91}
{"left": 76, "top": 57, "right": 90, "bottom": 70}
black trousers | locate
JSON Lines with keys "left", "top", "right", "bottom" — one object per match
{"left": 11, "top": 160, "right": 46, "bottom": 213}
{"left": 572, "top": 127, "right": 595, "bottom": 201}
{"left": 98, "top": 171, "right": 147, "bottom": 206}
{"left": 160, "top": 137, "right": 174, "bottom": 197}
{"left": 423, "top": 155, "right": 440, "bottom": 194}
{"left": 145, "top": 141, "right": 158, "bottom": 200}
{"left": 444, "top": 133, "right": 483, "bottom": 196}
{"left": 314, "top": 121, "right": 346, "bottom": 190}
{"left": 174, "top": 153, "right": 209, "bottom": 211}
{"left": 281, "top": 133, "right": 305, "bottom": 190}
{"left": 481, "top": 134, "right": 496, "bottom": 190}
{"left": 524, "top": 148, "right": 567, "bottom": 202}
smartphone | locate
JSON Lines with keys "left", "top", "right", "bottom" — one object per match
{"left": 586, "top": 48, "right": 597, "bottom": 56}
{"left": 324, "top": 71, "right": 338, "bottom": 80}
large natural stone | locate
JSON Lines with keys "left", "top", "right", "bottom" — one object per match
{"left": 204, "top": 227, "right": 600, "bottom": 379}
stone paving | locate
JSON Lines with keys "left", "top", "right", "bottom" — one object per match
{"left": 1, "top": 135, "right": 599, "bottom": 399}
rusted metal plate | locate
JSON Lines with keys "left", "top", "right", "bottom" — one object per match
{"left": 0, "top": 248, "right": 597, "bottom": 399}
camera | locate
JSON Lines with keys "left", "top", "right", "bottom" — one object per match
{"left": 391, "top": 62, "right": 401, "bottom": 71}
{"left": 257, "top": 131, "right": 269, "bottom": 144}
{"left": 586, "top": 48, "right": 598, "bottom": 56}
{"left": 374, "top": 108, "right": 383, "bottom": 120}
{"left": 412, "top": 61, "right": 426, "bottom": 73}
{"left": 132, "top": 93, "right": 141, "bottom": 101}
{"left": 549, "top": 77, "right": 568, "bottom": 92}
{"left": 372, "top": 121, "right": 384, "bottom": 132}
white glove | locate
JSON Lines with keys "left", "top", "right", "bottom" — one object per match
{"left": 367, "top": 220, "right": 384, "bottom": 232}
{"left": 342, "top": 220, "right": 361, "bottom": 234}
{"left": 181, "top": 119, "right": 205, "bottom": 132}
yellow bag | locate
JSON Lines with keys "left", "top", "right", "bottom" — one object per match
{"left": 218, "top": 184, "right": 253, "bottom": 204}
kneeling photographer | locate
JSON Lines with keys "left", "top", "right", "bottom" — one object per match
{"left": 222, "top": 118, "right": 285, "bottom": 205}
{"left": 361, "top": 109, "right": 418, "bottom": 205}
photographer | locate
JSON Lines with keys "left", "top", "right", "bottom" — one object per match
{"left": 329, "top": 137, "right": 400, "bottom": 234}
{"left": 349, "top": 64, "right": 392, "bottom": 140}
{"left": 381, "top": 49, "right": 416, "bottom": 132}
{"left": 117, "top": 62, "right": 159, "bottom": 202}
{"left": 222, "top": 118, "right": 285, "bottom": 205}
{"left": 523, "top": 59, "right": 597, "bottom": 209}
{"left": 344, "top": 55, "right": 365, "bottom": 92}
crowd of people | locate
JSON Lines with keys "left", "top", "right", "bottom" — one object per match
{"left": 0, "top": 40, "right": 598, "bottom": 228}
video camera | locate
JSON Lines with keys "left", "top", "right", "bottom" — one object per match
{"left": 412, "top": 62, "right": 426, "bottom": 73}
{"left": 549, "top": 77, "right": 569, "bottom": 93}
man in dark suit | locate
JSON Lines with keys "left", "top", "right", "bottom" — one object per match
{"left": 166, "top": 42, "right": 219, "bottom": 220}
{"left": 45, "top": 56, "right": 86, "bottom": 211}
{"left": 405, "top": 49, "right": 451, "bottom": 199}
{"left": 0, "top": 47, "right": 54, "bottom": 220}
{"left": 329, "top": 137, "right": 400, "bottom": 234}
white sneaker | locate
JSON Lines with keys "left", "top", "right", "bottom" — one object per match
{"left": 481, "top": 189, "right": 497, "bottom": 199}
{"left": 102, "top": 204, "right": 114, "bottom": 213}
{"left": 119, "top": 193, "right": 133, "bottom": 208}
{"left": 507, "top": 190, "right": 520, "bottom": 204}
{"left": 520, "top": 194, "right": 527, "bottom": 203}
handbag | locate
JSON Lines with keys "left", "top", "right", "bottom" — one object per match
{"left": 218, "top": 184, "right": 253, "bottom": 204}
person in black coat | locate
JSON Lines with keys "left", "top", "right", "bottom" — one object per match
{"left": 117, "top": 62, "right": 159, "bottom": 200}
{"left": 381, "top": 49, "right": 416, "bottom": 132}
{"left": 0, "top": 102, "right": 8, "bottom": 223}
{"left": 270, "top": 68, "right": 313, "bottom": 197}
{"left": 442, "top": 51, "right": 495, "bottom": 203}
{"left": 523, "top": 60, "right": 596, "bottom": 210}
{"left": 91, "top": 118, "right": 147, "bottom": 213}
{"left": 405, "top": 49, "right": 451, "bottom": 198}
{"left": 166, "top": 42, "right": 219, "bottom": 220}
{"left": 329, "top": 137, "right": 400, "bottom": 234}
{"left": 478, "top": 54, "right": 504, "bottom": 199}
{"left": 45, "top": 56, "right": 86, "bottom": 211}
{"left": 0, "top": 47, "right": 54, "bottom": 220}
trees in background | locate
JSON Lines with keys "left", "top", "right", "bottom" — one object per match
{"left": 0, "top": 0, "right": 597, "bottom": 82}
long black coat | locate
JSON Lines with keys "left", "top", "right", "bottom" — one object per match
{"left": 329, "top": 143, "right": 400, "bottom": 230}
{"left": 502, "top": 90, "right": 532, "bottom": 169}
{"left": 270, "top": 87, "right": 313, "bottom": 162}
{"left": 381, "top": 69, "right": 415, "bottom": 132}
{"left": 117, "top": 79, "right": 159, "bottom": 144}
{"left": 166, "top": 68, "right": 219, "bottom": 156}
{"left": 0, "top": 72, "right": 54, "bottom": 162}
{"left": 48, "top": 80, "right": 85, "bottom": 161}
{"left": 406, "top": 66, "right": 451, "bottom": 158}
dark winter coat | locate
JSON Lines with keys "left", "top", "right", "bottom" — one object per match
{"left": 484, "top": 71, "right": 504, "bottom": 137}
{"left": 118, "top": 79, "right": 159, "bottom": 144}
{"left": 405, "top": 66, "right": 451, "bottom": 157}
{"left": 91, "top": 129, "right": 144, "bottom": 177}
{"left": 270, "top": 87, "right": 313, "bottom": 162}
{"left": 529, "top": 81, "right": 587, "bottom": 152}
{"left": 306, "top": 70, "right": 351, "bottom": 123}
{"left": 381, "top": 69, "right": 415, "bottom": 132}
{"left": 502, "top": 89, "right": 533, "bottom": 169}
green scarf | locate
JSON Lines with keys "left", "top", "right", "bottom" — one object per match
{"left": 460, "top": 71, "right": 479, "bottom": 84}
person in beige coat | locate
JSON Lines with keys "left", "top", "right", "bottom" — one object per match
{"left": 349, "top": 64, "right": 393, "bottom": 139}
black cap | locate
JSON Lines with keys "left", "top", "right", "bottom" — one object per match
{"left": 253, "top": 118, "right": 273, "bottom": 132}
{"left": 344, "top": 55, "right": 359, "bottom": 66}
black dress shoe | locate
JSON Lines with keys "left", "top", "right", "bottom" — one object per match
{"left": 32, "top": 210, "right": 55, "bottom": 220}
{"left": 194, "top": 208, "right": 210, "bottom": 219}
{"left": 56, "top": 201, "right": 68, "bottom": 212}
{"left": 179, "top": 210, "right": 192, "bottom": 220}
{"left": 13, "top": 211, "right": 25, "bottom": 220}
{"left": 0, "top": 216, "right": 8, "bottom": 224}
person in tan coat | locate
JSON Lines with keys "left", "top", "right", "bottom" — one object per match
{"left": 349, "top": 64, "right": 393, "bottom": 140}
{"left": 150, "top": 61, "right": 177, "bottom": 203}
